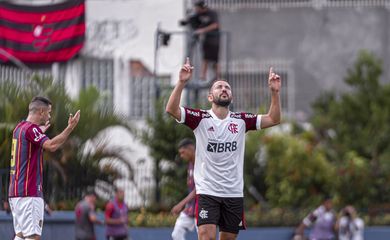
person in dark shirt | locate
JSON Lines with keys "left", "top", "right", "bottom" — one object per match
{"left": 181, "top": 1, "right": 220, "bottom": 81}
{"left": 75, "top": 191, "right": 103, "bottom": 240}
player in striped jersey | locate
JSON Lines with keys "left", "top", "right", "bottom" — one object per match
{"left": 8, "top": 96, "right": 80, "bottom": 240}
{"left": 166, "top": 58, "right": 281, "bottom": 240}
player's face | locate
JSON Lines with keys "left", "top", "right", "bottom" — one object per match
{"left": 209, "top": 81, "right": 232, "bottom": 107}
{"left": 116, "top": 190, "right": 125, "bottom": 202}
{"left": 40, "top": 105, "right": 52, "bottom": 125}
{"left": 178, "top": 146, "right": 193, "bottom": 161}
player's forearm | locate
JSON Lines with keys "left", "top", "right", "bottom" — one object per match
{"left": 179, "top": 189, "right": 196, "bottom": 206}
{"left": 43, "top": 126, "right": 73, "bottom": 152}
{"left": 267, "top": 91, "right": 281, "bottom": 125}
{"left": 166, "top": 82, "right": 186, "bottom": 120}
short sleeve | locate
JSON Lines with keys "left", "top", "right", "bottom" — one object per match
{"left": 25, "top": 125, "right": 49, "bottom": 146}
{"left": 178, "top": 107, "right": 204, "bottom": 130}
{"left": 105, "top": 202, "right": 115, "bottom": 219}
{"left": 241, "top": 113, "right": 262, "bottom": 132}
{"left": 210, "top": 10, "right": 219, "bottom": 24}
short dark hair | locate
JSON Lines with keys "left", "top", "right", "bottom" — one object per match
{"left": 84, "top": 187, "right": 96, "bottom": 197}
{"left": 29, "top": 96, "right": 52, "bottom": 113}
{"left": 178, "top": 138, "right": 194, "bottom": 149}
{"left": 208, "top": 79, "right": 230, "bottom": 93}
{"left": 194, "top": 1, "right": 207, "bottom": 8}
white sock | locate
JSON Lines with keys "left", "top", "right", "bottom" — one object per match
{"left": 14, "top": 236, "right": 24, "bottom": 240}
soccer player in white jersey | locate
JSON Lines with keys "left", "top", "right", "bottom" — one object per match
{"left": 166, "top": 58, "right": 281, "bottom": 240}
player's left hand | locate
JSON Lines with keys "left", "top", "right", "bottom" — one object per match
{"left": 39, "top": 120, "right": 51, "bottom": 133}
{"left": 268, "top": 67, "right": 281, "bottom": 93}
{"left": 171, "top": 203, "right": 184, "bottom": 215}
{"left": 68, "top": 110, "right": 81, "bottom": 130}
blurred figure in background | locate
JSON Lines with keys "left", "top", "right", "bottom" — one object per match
{"left": 293, "top": 197, "right": 336, "bottom": 240}
{"left": 105, "top": 188, "right": 129, "bottom": 240}
{"left": 336, "top": 205, "right": 364, "bottom": 240}
{"left": 180, "top": 0, "right": 220, "bottom": 81}
{"left": 171, "top": 139, "right": 197, "bottom": 240}
{"left": 75, "top": 191, "right": 103, "bottom": 240}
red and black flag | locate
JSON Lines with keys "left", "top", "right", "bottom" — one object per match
{"left": 0, "top": 0, "right": 85, "bottom": 63}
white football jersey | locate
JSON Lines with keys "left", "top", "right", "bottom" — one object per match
{"left": 178, "top": 107, "right": 262, "bottom": 197}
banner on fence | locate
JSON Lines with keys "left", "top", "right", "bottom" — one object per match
{"left": 0, "top": 0, "right": 85, "bottom": 63}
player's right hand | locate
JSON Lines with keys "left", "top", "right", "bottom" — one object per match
{"left": 179, "top": 57, "right": 194, "bottom": 84}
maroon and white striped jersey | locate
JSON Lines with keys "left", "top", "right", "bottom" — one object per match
{"left": 178, "top": 107, "right": 262, "bottom": 197}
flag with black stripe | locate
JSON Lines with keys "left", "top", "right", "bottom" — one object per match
{"left": 0, "top": 0, "right": 85, "bottom": 63}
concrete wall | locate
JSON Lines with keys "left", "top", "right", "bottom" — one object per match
{"left": 2, "top": 211, "right": 390, "bottom": 240}
{"left": 219, "top": 7, "right": 390, "bottom": 117}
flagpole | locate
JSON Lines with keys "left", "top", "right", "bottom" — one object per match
{"left": 0, "top": 48, "right": 31, "bottom": 72}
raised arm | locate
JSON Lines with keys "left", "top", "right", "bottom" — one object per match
{"left": 165, "top": 58, "right": 194, "bottom": 121}
{"left": 260, "top": 67, "right": 281, "bottom": 129}
{"left": 43, "top": 110, "right": 80, "bottom": 152}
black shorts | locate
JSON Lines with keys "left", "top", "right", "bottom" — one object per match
{"left": 196, "top": 194, "right": 246, "bottom": 234}
{"left": 202, "top": 36, "right": 220, "bottom": 62}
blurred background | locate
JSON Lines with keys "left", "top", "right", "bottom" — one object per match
{"left": 2, "top": 0, "right": 390, "bottom": 239}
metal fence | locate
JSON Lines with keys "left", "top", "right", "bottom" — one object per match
{"left": 185, "top": 59, "right": 294, "bottom": 117}
{"left": 197, "top": 0, "right": 390, "bottom": 10}
{"left": 0, "top": 64, "right": 53, "bottom": 86}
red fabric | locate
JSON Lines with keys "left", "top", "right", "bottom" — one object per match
{"left": 105, "top": 202, "right": 115, "bottom": 219}
{"left": 0, "top": 4, "right": 84, "bottom": 24}
{"left": 0, "top": 24, "right": 85, "bottom": 43}
{"left": 0, "top": 45, "right": 83, "bottom": 62}
{"left": 0, "top": 0, "right": 85, "bottom": 63}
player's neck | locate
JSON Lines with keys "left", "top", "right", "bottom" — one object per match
{"left": 26, "top": 114, "right": 40, "bottom": 125}
{"left": 211, "top": 105, "right": 229, "bottom": 119}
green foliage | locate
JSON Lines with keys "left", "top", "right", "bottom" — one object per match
{"left": 140, "top": 98, "right": 193, "bottom": 207}
{"left": 264, "top": 132, "right": 335, "bottom": 208}
{"left": 311, "top": 50, "right": 390, "bottom": 206}
{"left": 0, "top": 75, "right": 132, "bottom": 204}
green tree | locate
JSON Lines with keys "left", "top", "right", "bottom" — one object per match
{"left": 0, "top": 75, "right": 132, "bottom": 206}
{"left": 264, "top": 131, "right": 336, "bottom": 208}
{"left": 140, "top": 99, "right": 193, "bottom": 209}
{"left": 311, "top": 50, "right": 390, "bottom": 206}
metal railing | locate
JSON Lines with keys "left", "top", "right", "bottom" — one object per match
{"left": 186, "top": 59, "right": 295, "bottom": 117}
{"left": 192, "top": 0, "right": 390, "bottom": 10}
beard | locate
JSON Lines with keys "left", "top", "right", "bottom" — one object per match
{"left": 213, "top": 95, "right": 231, "bottom": 107}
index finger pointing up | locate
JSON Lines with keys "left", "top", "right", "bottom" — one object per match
{"left": 185, "top": 57, "right": 190, "bottom": 65}
{"left": 269, "top": 67, "right": 273, "bottom": 77}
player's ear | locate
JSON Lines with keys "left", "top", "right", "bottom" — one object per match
{"left": 207, "top": 93, "right": 213, "bottom": 103}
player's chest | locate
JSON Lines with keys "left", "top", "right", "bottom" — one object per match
{"left": 200, "top": 119, "right": 244, "bottom": 139}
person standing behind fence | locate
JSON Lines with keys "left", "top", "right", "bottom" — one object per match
{"left": 105, "top": 188, "right": 129, "bottom": 240}
{"left": 75, "top": 191, "right": 103, "bottom": 240}
{"left": 336, "top": 206, "right": 364, "bottom": 240}
{"left": 181, "top": 0, "right": 220, "bottom": 81}
{"left": 8, "top": 96, "right": 80, "bottom": 240}
{"left": 171, "top": 138, "right": 197, "bottom": 240}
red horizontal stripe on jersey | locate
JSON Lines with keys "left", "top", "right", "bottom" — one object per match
{"left": 0, "top": 45, "right": 83, "bottom": 62}
{"left": 0, "top": 24, "right": 85, "bottom": 43}
{"left": 0, "top": 4, "right": 84, "bottom": 24}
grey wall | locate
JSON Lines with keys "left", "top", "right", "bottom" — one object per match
{"left": 220, "top": 7, "right": 390, "bottom": 116}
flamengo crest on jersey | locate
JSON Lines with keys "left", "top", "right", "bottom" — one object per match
{"left": 178, "top": 107, "right": 262, "bottom": 198}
